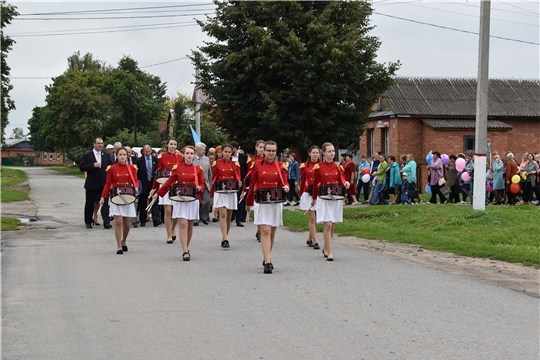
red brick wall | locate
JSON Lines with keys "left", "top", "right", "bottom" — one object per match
{"left": 360, "top": 116, "right": 540, "bottom": 193}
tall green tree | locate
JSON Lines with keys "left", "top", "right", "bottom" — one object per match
{"left": 191, "top": 0, "right": 399, "bottom": 152}
{"left": 1, "top": 1, "right": 18, "bottom": 144}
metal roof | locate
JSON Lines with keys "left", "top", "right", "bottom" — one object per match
{"left": 421, "top": 119, "right": 513, "bottom": 130}
{"left": 372, "top": 78, "right": 540, "bottom": 117}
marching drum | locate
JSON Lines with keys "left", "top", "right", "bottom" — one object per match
{"left": 318, "top": 184, "right": 346, "bottom": 200}
{"left": 155, "top": 168, "right": 173, "bottom": 184}
{"left": 109, "top": 185, "right": 137, "bottom": 205}
{"left": 255, "top": 188, "right": 287, "bottom": 204}
{"left": 215, "top": 180, "right": 240, "bottom": 193}
{"left": 169, "top": 184, "right": 197, "bottom": 202}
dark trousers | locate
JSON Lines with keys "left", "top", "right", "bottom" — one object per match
{"left": 429, "top": 184, "right": 448, "bottom": 204}
{"left": 523, "top": 182, "right": 540, "bottom": 202}
{"left": 287, "top": 179, "right": 298, "bottom": 202}
{"left": 84, "top": 188, "right": 109, "bottom": 225}
{"left": 138, "top": 189, "right": 160, "bottom": 224}
{"left": 449, "top": 185, "right": 461, "bottom": 203}
{"left": 356, "top": 180, "right": 369, "bottom": 201}
{"left": 232, "top": 190, "right": 246, "bottom": 223}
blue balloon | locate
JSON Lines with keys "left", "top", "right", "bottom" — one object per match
{"left": 425, "top": 184, "right": 432, "bottom": 195}
{"left": 426, "top": 153, "right": 433, "bottom": 164}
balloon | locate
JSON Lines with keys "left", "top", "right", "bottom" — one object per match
{"left": 521, "top": 172, "right": 527, "bottom": 180}
{"left": 486, "top": 181, "right": 493, "bottom": 192}
{"left": 461, "top": 172, "right": 471, "bottom": 182}
{"left": 361, "top": 174, "right": 370, "bottom": 183}
{"left": 426, "top": 153, "right": 433, "bottom": 164}
{"left": 456, "top": 164, "right": 465, "bottom": 172}
{"left": 425, "top": 184, "right": 432, "bottom": 195}
{"left": 456, "top": 158, "right": 466, "bottom": 170}
{"left": 361, "top": 168, "right": 370, "bottom": 175}
{"left": 511, "top": 175, "right": 520, "bottom": 184}
{"left": 441, "top": 154, "right": 449, "bottom": 165}
{"left": 510, "top": 183, "right": 520, "bottom": 194}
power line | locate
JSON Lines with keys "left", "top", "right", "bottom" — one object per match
{"left": 373, "top": 12, "right": 540, "bottom": 45}
{"left": 15, "top": 13, "right": 212, "bottom": 21}
{"left": 496, "top": 1, "right": 540, "bottom": 16}
{"left": 18, "top": 3, "right": 214, "bottom": 16}
{"left": 140, "top": 57, "right": 189, "bottom": 69}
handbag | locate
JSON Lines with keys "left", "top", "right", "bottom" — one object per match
{"left": 441, "top": 185, "right": 451, "bottom": 195}
{"left": 438, "top": 177, "right": 446, "bottom": 186}
{"left": 408, "top": 189, "right": 419, "bottom": 199}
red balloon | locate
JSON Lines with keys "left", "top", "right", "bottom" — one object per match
{"left": 361, "top": 168, "right": 370, "bottom": 175}
{"left": 510, "top": 183, "right": 520, "bottom": 194}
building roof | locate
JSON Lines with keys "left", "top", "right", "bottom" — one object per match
{"left": 422, "top": 119, "right": 513, "bottom": 130}
{"left": 372, "top": 77, "right": 540, "bottom": 118}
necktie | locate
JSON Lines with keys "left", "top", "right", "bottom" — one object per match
{"left": 147, "top": 157, "right": 152, "bottom": 181}
{"left": 96, "top": 151, "right": 101, "bottom": 165}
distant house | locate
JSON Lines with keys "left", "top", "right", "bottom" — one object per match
{"left": 1, "top": 138, "right": 74, "bottom": 166}
{"left": 360, "top": 77, "right": 540, "bottom": 191}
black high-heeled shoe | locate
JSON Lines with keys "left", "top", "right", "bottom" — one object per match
{"left": 92, "top": 220, "right": 101, "bottom": 226}
{"left": 221, "top": 240, "right": 230, "bottom": 248}
{"left": 262, "top": 260, "right": 273, "bottom": 270}
{"left": 116, "top": 249, "right": 123, "bottom": 255}
{"left": 313, "top": 242, "right": 320, "bottom": 250}
{"left": 122, "top": 245, "right": 128, "bottom": 252}
{"left": 322, "top": 249, "right": 328, "bottom": 258}
{"left": 182, "top": 251, "right": 190, "bottom": 261}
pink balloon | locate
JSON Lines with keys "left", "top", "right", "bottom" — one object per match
{"left": 486, "top": 182, "right": 493, "bottom": 191}
{"left": 461, "top": 172, "right": 471, "bottom": 182}
{"left": 456, "top": 158, "right": 466, "bottom": 169}
{"left": 456, "top": 164, "right": 465, "bottom": 172}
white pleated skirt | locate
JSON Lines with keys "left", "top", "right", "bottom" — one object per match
{"left": 254, "top": 202, "right": 283, "bottom": 227}
{"left": 158, "top": 184, "right": 174, "bottom": 206}
{"left": 109, "top": 202, "right": 136, "bottom": 218}
{"left": 213, "top": 192, "right": 238, "bottom": 210}
{"left": 315, "top": 197, "right": 343, "bottom": 223}
{"left": 299, "top": 192, "right": 314, "bottom": 210}
{"left": 171, "top": 199, "right": 199, "bottom": 220}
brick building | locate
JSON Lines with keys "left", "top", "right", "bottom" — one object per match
{"left": 360, "top": 77, "right": 540, "bottom": 191}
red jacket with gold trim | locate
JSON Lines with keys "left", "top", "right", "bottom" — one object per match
{"left": 101, "top": 162, "right": 139, "bottom": 199}
{"left": 312, "top": 161, "right": 346, "bottom": 200}
{"left": 246, "top": 159, "right": 288, "bottom": 206}
{"left": 156, "top": 162, "right": 205, "bottom": 201}
{"left": 299, "top": 160, "right": 319, "bottom": 195}
{"left": 152, "top": 151, "right": 184, "bottom": 190}
{"left": 211, "top": 159, "right": 241, "bottom": 197}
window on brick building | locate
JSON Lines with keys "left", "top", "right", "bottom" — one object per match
{"left": 49, "top": 153, "right": 53, "bottom": 160}
{"left": 368, "top": 128, "right": 374, "bottom": 158}
{"left": 463, "top": 135, "right": 475, "bottom": 152}
{"left": 43, "top": 152, "right": 47, "bottom": 160}
{"left": 382, "top": 128, "right": 389, "bottom": 155}
{"left": 56, "top": 152, "right": 60, "bottom": 160}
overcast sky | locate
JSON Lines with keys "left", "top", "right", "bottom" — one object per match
{"left": 5, "top": 0, "right": 539, "bottom": 138}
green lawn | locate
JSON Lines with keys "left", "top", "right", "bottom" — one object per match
{"left": 1, "top": 167, "right": 30, "bottom": 202}
{"left": 48, "top": 165, "right": 85, "bottom": 179}
{"left": 283, "top": 204, "right": 540, "bottom": 267}
{"left": 1, "top": 217, "right": 23, "bottom": 231}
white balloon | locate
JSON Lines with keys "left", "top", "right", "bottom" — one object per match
{"left": 362, "top": 174, "right": 370, "bottom": 183}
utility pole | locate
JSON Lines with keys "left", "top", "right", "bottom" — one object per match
{"left": 473, "top": 0, "right": 490, "bottom": 211}
{"left": 195, "top": 68, "right": 201, "bottom": 139}
{"left": 132, "top": 86, "right": 138, "bottom": 146}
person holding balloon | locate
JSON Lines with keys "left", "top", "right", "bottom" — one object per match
{"left": 356, "top": 154, "right": 371, "bottom": 203}
{"left": 447, "top": 154, "right": 461, "bottom": 203}
{"left": 522, "top": 153, "right": 540, "bottom": 204}
{"left": 427, "top": 151, "right": 448, "bottom": 204}
{"left": 505, "top": 152, "right": 519, "bottom": 205}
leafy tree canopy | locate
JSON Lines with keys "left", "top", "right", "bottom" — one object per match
{"left": 191, "top": 0, "right": 399, "bottom": 154}
{"left": 11, "top": 127, "right": 25, "bottom": 139}
{"left": 27, "top": 52, "right": 169, "bottom": 161}
{"left": 1, "top": 1, "right": 18, "bottom": 144}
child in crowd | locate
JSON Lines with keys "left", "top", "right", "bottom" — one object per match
{"left": 400, "top": 173, "right": 412, "bottom": 205}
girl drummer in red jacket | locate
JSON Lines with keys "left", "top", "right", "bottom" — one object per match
{"left": 299, "top": 145, "right": 321, "bottom": 250}
{"left": 100, "top": 148, "right": 139, "bottom": 254}
{"left": 245, "top": 140, "right": 289, "bottom": 274}
{"left": 153, "top": 145, "right": 204, "bottom": 261}
{"left": 244, "top": 139, "right": 265, "bottom": 242}
{"left": 152, "top": 137, "right": 183, "bottom": 244}
{"left": 211, "top": 143, "right": 242, "bottom": 248}
{"left": 311, "top": 142, "right": 350, "bottom": 261}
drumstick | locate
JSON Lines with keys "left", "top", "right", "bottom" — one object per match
{"left": 303, "top": 206, "right": 312, "bottom": 216}
{"left": 238, "top": 191, "right": 246, "bottom": 205}
{"left": 97, "top": 203, "right": 103, "bottom": 217}
{"left": 245, "top": 213, "right": 250, "bottom": 229}
{"left": 146, "top": 197, "right": 157, "bottom": 212}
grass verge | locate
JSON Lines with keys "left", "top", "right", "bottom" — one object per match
{"left": 283, "top": 204, "right": 540, "bottom": 267}
{"left": 1, "top": 217, "right": 23, "bottom": 231}
{"left": 48, "top": 165, "right": 85, "bottom": 179}
{"left": 1, "top": 167, "right": 30, "bottom": 202}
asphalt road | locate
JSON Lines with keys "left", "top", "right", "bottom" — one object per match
{"left": 2, "top": 168, "right": 539, "bottom": 360}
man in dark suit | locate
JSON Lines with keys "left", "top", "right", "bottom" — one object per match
{"left": 231, "top": 141, "right": 249, "bottom": 227}
{"left": 79, "top": 137, "right": 113, "bottom": 229}
{"left": 136, "top": 144, "right": 160, "bottom": 227}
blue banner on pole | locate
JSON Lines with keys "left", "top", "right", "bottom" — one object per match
{"left": 190, "top": 125, "right": 200, "bottom": 145}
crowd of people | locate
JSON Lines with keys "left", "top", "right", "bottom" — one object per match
{"left": 79, "top": 137, "right": 352, "bottom": 274}
{"left": 349, "top": 150, "right": 540, "bottom": 206}
{"left": 80, "top": 138, "right": 539, "bottom": 272}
